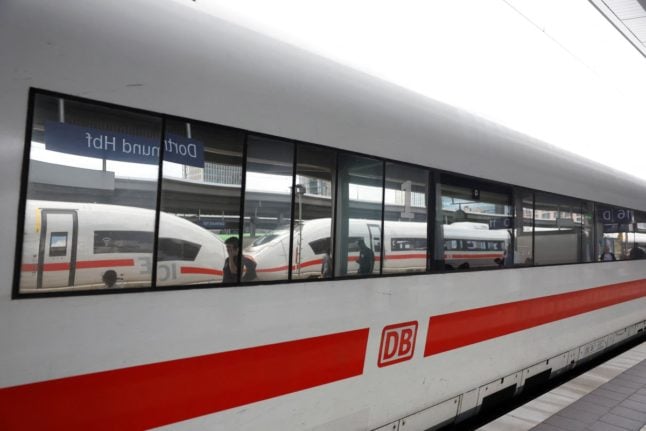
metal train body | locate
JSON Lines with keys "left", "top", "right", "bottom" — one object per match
{"left": 19, "top": 200, "right": 227, "bottom": 291}
{"left": 1, "top": 1, "right": 646, "bottom": 430}
{"left": 250, "top": 219, "right": 508, "bottom": 280}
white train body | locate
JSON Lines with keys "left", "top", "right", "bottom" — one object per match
{"left": 19, "top": 200, "right": 227, "bottom": 292}
{"left": 1, "top": 1, "right": 645, "bottom": 431}
{"left": 250, "top": 219, "right": 508, "bottom": 280}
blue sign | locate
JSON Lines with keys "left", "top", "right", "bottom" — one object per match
{"left": 489, "top": 217, "right": 514, "bottom": 230}
{"left": 597, "top": 208, "right": 634, "bottom": 224}
{"left": 195, "top": 218, "right": 226, "bottom": 229}
{"left": 45, "top": 121, "right": 204, "bottom": 167}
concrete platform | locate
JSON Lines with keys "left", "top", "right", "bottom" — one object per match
{"left": 478, "top": 341, "right": 646, "bottom": 431}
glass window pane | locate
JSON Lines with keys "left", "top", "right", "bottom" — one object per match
{"left": 291, "top": 144, "right": 336, "bottom": 280}
{"left": 581, "top": 201, "right": 595, "bottom": 262}
{"left": 20, "top": 93, "right": 162, "bottom": 293}
{"left": 158, "top": 120, "right": 244, "bottom": 286}
{"left": 383, "top": 163, "right": 428, "bottom": 274}
{"left": 596, "top": 205, "right": 636, "bottom": 261}
{"left": 631, "top": 211, "right": 646, "bottom": 260}
{"left": 534, "top": 193, "right": 584, "bottom": 265}
{"left": 335, "top": 155, "right": 383, "bottom": 277}
{"left": 438, "top": 177, "right": 512, "bottom": 270}
{"left": 513, "top": 189, "right": 534, "bottom": 266}
{"left": 242, "top": 136, "right": 294, "bottom": 282}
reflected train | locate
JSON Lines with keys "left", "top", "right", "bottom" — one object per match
{"left": 248, "top": 219, "right": 509, "bottom": 280}
{"left": 19, "top": 200, "right": 228, "bottom": 291}
{"left": 1, "top": 1, "right": 646, "bottom": 431}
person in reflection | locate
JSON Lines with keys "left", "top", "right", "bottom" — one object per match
{"left": 357, "top": 239, "right": 374, "bottom": 275}
{"left": 599, "top": 245, "right": 616, "bottom": 261}
{"left": 102, "top": 269, "right": 119, "bottom": 288}
{"left": 223, "top": 237, "right": 257, "bottom": 283}
{"left": 320, "top": 245, "right": 333, "bottom": 279}
{"left": 629, "top": 246, "right": 646, "bottom": 260}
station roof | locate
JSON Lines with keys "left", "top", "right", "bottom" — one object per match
{"left": 590, "top": 0, "right": 646, "bottom": 56}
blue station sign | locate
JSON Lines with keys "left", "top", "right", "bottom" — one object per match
{"left": 44, "top": 121, "right": 204, "bottom": 167}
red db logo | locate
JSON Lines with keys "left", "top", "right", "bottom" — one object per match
{"left": 378, "top": 321, "right": 418, "bottom": 367}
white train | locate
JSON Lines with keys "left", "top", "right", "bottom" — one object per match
{"left": 1, "top": 1, "right": 645, "bottom": 431}
{"left": 19, "top": 200, "right": 227, "bottom": 292}
{"left": 250, "top": 219, "right": 508, "bottom": 280}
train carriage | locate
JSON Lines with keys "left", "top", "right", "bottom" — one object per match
{"left": 1, "top": 1, "right": 645, "bottom": 430}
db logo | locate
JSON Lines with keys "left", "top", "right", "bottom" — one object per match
{"left": 378, "top": 321, "right": 418, "bottom": 367}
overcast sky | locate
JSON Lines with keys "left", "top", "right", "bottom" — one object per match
{"left": 181, "top": 0, "right": 646, "bottom": 181}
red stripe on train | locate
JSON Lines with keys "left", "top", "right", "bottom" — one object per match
{"left": 424, "top": 279, "right": 646, "bottom": 356}
{"left": 21, "top": 259, "right": 135, "bottom": 272}
{"left": 180, "top": 266, "right": 224, "bottom": 276}
{"left": 0, "top": 328, "right": 369, "bottom": 431}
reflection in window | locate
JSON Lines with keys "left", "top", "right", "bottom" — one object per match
{"left": 19, "top": 93, "right": 161, "bottom": 293}
{"left": 534, "top": 193, "right": 585, "bottom": 265}
{"left": 158, "top": 120, "right": 244, "bottom": 286}
{"left": 383, "top": 163, "right": 429, "bottom": 274}
{"left": 292, "top": 144, "right": 336, "bottom": 280}
{"left": 49, "top": 232, "right": 68, "bottom": 257}
{"left": 513, "top": 189, "right": 534, "bottom": 266}
{"left": 94, "top": 231, "right": 154, "bottom": 254}
{"left": 335, "top": 155, "right": 383, "bottom": 277}
{"left": 438, "top": 177, "right": 512, "bottom": 270}
{"left": 242, "top": 136, "right": 294, "bottom": 282}
{"left": 596, "top": 205, "right": 638, "bottom": 261}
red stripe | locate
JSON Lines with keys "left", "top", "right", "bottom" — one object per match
{"left": 0, "top": 329, "right": 369, "bottom": 431}
{"left": 257, "top": 265, "right": 290, "bottom": 273}
{"left": 180, "top": 266, "right": 224, "bottom": 276}
{"left": 424, "top": 279, "right": 646, "bottom": 356}
{"left": 384, "top": 253, "right": 427, "bottom": 260}
{"left": 76, "top": 259, "right": 135, "bottom": 269}
{"left": 21, "top": 259, "right": 135, "bottom": 272}
{"left": 445, "top": 253, "right": 503, "bottom": 259}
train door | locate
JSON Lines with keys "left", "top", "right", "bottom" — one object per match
{"left": 37, "top": 209, "right": 78, "bottom": 289}
{"left": 368, "top": 223, "right": 381, "bottom": 272}
{"left": 368, "top": 224, "right": 381, "bottom": 252}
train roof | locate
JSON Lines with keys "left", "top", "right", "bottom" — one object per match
{"left": 4, "top": 0, "right": 646, "bottom": 211}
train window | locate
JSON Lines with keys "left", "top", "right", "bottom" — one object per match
{"left": 94, "top": 231, "right": 154, "bottom": 254}
{"left": 292, "top": 144, "right": 336, "bottom": 280}
{"left": 49, "top": 232, "right": 68, "bottom": 257}
{"left": 595, "top": 204, "right": 638, "bottom": 261}
{"left": 335, "top": 154, "right": 383, "bottom": 277}
{"left": 242, "top": 136, "right": 294, "bottom": 283}
{"left": 158, "top": 119, "right": 244, "bottom": 287}
{"left": 533, "top": 193, "right": 585, "bottom": 265}
{"left": 157, "top": 238, "right": 201, "bottom": 261}
{"left": 438, "top": 176, "right": 512, "bottom": 270}
{"left": 581, "top": 201, "right": 595, "bottom": 262}
{"left": 391, "top": 238, "right": 427, "bottom": 251}
{"left": 513, "top": 189, "right": 534, "bottom": 266}
{"left": 629, "top": 211, "right": 646, "bottom": 259}
{"left": 383, "top": 163, "right": 429, "bottom": 274}
{"left": 19, "top": 92, "right": 162, "bottom": 293}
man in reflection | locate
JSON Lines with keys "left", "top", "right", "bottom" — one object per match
{"left": 599, "top": 245, "right": 616, "bottom": 261}
{"left": 357, "top": 239, "right": 374, "bottom": 275}
{"left": 320, "top": 244, "right": 332, "bottom": 279}
{"left": 223, "top": 237, "right": 257, "bottom": 283}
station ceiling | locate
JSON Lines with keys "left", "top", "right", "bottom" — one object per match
{"left": 590, "top": 0, "right": 646, "bottom": 57}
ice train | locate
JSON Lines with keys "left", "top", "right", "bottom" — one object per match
{"left": 19, "top": 200, "right": 228, "bottom": 292}
{"left": 249, "top": 219, "right": 509, "bottom": 280}
{"left": 1, "top": 1, "right": 646, "bottom": 431}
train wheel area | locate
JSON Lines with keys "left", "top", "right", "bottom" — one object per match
{"left": 459, "top": 338, "right": 646, "bottom": 431}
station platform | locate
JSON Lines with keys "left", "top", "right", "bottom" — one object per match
{"left": 478, "top": 341, "right": 646, "bottom": 431}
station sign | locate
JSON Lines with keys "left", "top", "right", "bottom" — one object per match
{"left": 597, "top": 208, "right": 634, "bottom": 224}
{"left": 44, "top": 121, "right": 204, "bottom": 167}
{"left": 489, "top": 217, "right": 514, "bottom": 230}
